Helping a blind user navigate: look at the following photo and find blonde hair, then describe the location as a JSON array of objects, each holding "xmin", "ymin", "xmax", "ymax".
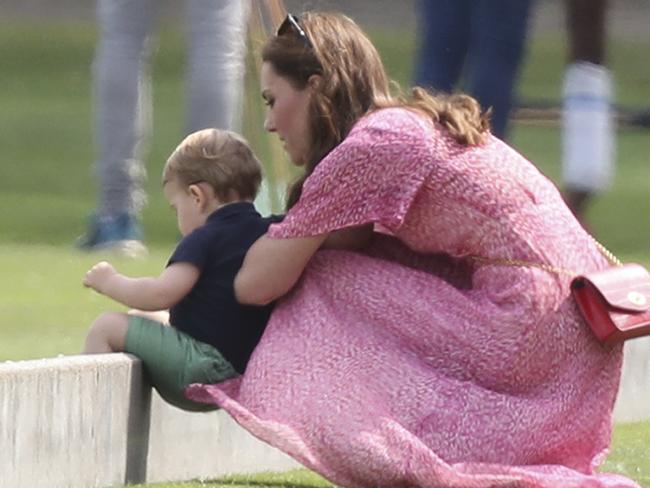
[
  {"xmin": 164, "ymin": 128, "xmax": 262, "ymax": 202},
  {"xmin": 263, "ymin": 12, "xmax": 490, "ymax": 208}
]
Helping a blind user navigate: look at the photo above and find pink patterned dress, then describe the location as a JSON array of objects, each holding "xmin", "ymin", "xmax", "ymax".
[{"xmin": 187, "ymin": 108, "xmax": 638, "ymax": 487}]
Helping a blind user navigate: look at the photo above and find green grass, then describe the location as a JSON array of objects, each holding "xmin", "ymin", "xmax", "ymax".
[
  {"xmin": 605, "ymin": 422, "xmax": 650, "ymax": 486},
  {"xmin": 0, "ymin": 18, "xmax": 649, "ymax": 488},
  {"xmin": 518, "ymin": 35, "xmax": 650, "ymax": 108},
  {"xmin": 1, "ymin": 19, "xmax": 648, "ymax": 355},
  {"xmin": 128, "ymin": 470, "xmax": 335, "ymax": 488},
  {"xmin": 0, "ymin": 243, "xmax": 168, "ymax": 360}
]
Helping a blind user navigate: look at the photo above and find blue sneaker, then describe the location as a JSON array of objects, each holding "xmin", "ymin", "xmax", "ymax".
[{"xmin": 75, "ymin": 213, "xmax": 147, "ymax": 258}]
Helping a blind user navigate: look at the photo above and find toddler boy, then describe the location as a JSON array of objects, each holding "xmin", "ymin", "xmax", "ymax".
[{"xmin": 83, "ymin": 128, "xmax": 280, "ymax": 411}]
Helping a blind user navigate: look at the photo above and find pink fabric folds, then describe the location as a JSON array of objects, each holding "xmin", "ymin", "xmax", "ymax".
[{"xmin": 187, "ymin": 108, "xmax": 639, "ymax": 487}]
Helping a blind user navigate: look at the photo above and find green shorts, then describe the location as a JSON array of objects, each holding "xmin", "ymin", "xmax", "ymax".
[{"xmin": 125, "ymin": 315, "xmax": 238, "ymax": 412}]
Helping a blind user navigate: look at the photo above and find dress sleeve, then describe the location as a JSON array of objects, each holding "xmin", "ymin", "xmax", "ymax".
[{"xmin": 268, "ymin": 108, "xmax": 438, "ymax": 239}]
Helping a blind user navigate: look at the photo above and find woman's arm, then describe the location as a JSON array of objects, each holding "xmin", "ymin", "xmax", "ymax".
[
  {"xmin": 83, "ymin": 261, "xmax": 199, "ymax": 311},
  {"xmin": 234, "ymin": 233, "xmax": 328, "ymax": 305}
]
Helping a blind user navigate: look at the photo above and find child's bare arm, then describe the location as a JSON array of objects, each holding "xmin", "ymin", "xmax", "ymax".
[{"xmin": 83, "ymin": 261, "xmax": 199, "ymax": 311}]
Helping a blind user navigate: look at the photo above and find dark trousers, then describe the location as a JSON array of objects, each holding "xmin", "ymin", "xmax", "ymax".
[{"xmin": 413, "ymin": 0, "xmax": 534, "ymax": 139}]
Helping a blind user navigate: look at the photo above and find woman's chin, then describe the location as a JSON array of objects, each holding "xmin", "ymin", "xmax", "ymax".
[{"xmin": 288, "ymin": 153, "xmax": 306, "ymax": 167}]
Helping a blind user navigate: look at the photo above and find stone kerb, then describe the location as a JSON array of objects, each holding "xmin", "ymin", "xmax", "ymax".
[
  {"xmin": 0, "ymin": 354, "xmax": 299, "ymax": 488},
  {"xmin": 613, "ymin": 336, "xmax": 650, "ymax": 423},
  {"xmin": 1, "ymin": 340, "xmax": 649, "ymax": 488}
]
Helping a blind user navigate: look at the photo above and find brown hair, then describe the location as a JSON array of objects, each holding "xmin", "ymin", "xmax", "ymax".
[
  {"xmin": 164, "ymin": 128, "xmax": 262, "ymax": 202},
  {"xmin": 263, "ymin": 12, "xmax": 490, "ymax": 208}
]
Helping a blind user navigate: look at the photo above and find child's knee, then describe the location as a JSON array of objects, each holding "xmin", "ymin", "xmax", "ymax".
[
  {"xmin": 89, "ymin": 311, "xmax": 123, "ymax": 331},
  {"xmin": 87, "ymin": 311, "xmax": 129, "ymax": 351}
]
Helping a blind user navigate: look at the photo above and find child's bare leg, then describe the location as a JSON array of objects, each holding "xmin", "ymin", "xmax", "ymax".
[
  {"xmin": 127, "ymin": 309, "xmax": 170, "ymax": 324},
  {"xmin": 83, "ymin": 311, "xmax": 130, "ymax": 353}
]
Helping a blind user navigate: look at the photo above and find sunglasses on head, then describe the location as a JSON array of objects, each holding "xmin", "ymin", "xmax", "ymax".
[{"xmin": 277, "ymin": 13, "xmax": 313, "ymax": 49}]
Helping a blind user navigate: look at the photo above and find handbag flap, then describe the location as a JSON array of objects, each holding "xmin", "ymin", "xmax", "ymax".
[{"xmin": 578, "ymin": 263, "xmax": 650, "ymax": 313}]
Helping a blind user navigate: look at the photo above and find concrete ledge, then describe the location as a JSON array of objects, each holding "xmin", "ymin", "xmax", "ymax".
[
  {"xmin": 0, "ymin": 354, "xmax": 299, "ymax": 488},
  {"xmin": 1, "ymin": 339, "xmax": 649, "ymax": 488},
  {"xmin": 614, "ymin": 336, "xmax": 650, "ymax": 423}
]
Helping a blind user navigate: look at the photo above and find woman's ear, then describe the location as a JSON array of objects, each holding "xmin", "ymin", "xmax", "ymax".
[{"xmin": 307, "ymin": 74, "xmax": 322, "ymax": 92}]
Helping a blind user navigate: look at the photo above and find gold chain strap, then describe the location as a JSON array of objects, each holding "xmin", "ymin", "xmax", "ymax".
[
  {"xmin": 470, "ymin": 235, "xmax": 622, "ymax": 277},
  {"xmin": 589, "ymin": 236, "xmax": 623, "ymax": 266},
  {"xmin": 469, "ymin": 255, "xmax": 577, "ymax": 277}
]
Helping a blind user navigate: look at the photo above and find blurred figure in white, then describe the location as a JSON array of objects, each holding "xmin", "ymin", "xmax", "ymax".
[{"xmin": 562, "ymin": 0, "xmax": 615, "ymax": 226}]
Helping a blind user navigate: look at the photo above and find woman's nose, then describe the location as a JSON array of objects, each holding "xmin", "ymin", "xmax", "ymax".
[{"xmin": 264, "ymin": 114, "xmax": 276, "ymax": 132}]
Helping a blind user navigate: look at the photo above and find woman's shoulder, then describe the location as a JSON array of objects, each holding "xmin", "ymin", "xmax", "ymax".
[
  {"xmin": 358, "ymin": 106, "xmax": 431, "ymax": 131},
  {"xmin": 347, "ymin": 107, "xmax": 436, "ymax": 147}
]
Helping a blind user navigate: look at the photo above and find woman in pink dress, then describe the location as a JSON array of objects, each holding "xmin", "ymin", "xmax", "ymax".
[{"xmin": 187, "ymin": 12, "xmax": 639, "ymax": 488}]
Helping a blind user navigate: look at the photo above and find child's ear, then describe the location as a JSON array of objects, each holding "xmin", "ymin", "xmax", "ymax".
[
  {"xmin": 188, "ymin": 183, "xmax": 215, "ymax": 211},
  {"xmin": 188, "ymin": 184, "xmax": 204, "ymax": 204}
]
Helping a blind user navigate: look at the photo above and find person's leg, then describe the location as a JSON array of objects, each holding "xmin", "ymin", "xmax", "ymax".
[
  {"xmin": 83, "ymin": 311, "xmax": 130, "ymax": 353},
  {"xmin": 78, "ymin": 0, "xmax": 156, "ymax": 254},
  {"xmin": 566, "ymin": 0, "xmax": 606, "ymax": 65},
  {"xmin": 464, "ymin": 0, "xmax": 534, "ymax": 139},
  {"xmin": 561, "ymin": 0, "xmax": 614, "ymax": 223},
  {"xmin": 184, "ymin": 0, "xmax": 249, "ymax": 133},
  {"xmin": 412, "ymin": 0, "xmax": 471, "ymax": 92}
]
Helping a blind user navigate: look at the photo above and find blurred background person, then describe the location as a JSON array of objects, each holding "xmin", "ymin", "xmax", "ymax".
[
  {"xmin": 561, "ymin": 0, "xmax": 615, "ymax": 226},
  {"xmin": 412, "ymin": 0, "xmax": 535, "ymax": 141},
  {"xmin": 76, "ymin": 0, "xmax": 250, "ymax": 256}
]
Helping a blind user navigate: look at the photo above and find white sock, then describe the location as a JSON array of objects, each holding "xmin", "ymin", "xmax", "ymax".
[{"xmin": 561, "ymin": 61, "xmax": 616, "ymax": 193}]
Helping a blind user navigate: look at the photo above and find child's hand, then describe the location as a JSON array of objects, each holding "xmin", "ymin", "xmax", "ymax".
[{"xmin": 83, "ymin": 261, "xmax": 117, "ymax": 294}]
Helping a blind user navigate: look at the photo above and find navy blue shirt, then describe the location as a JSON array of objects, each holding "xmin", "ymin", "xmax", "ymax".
[{"xmin": 167, "ymin": 202, "xmax": 281, "ymax": 373}]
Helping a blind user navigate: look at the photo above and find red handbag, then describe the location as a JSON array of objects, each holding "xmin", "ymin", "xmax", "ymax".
[
  {"xmin": 571, "ymin": 263, "xmax": 650, "ymax": 345},
  {"xmin": 473, "ymin": 241, "xmax": 650, "ymax": 346}
]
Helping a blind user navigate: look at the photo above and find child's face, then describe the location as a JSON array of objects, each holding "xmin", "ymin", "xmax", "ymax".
[{"xmin": 163, "ymin": 178, "xmax": 205, "ymax": 236}]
